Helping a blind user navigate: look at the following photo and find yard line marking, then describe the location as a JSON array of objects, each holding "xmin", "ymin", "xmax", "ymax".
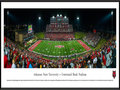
[
  {"xmin": 77, "ymin": 40, "xmax": 91, "ymax": 51},
  {"xmin": 28, "ymin": 40, "xmax": 42, "ymax": 51}
]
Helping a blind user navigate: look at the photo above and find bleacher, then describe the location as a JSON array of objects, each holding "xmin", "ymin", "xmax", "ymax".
[
  {"xmin": 83, "ymin": 32, "xmax": 101, "ymax": 47},
  {"xmin": 45, "ymin": 32, "xmax": 74, "ymax": 41},
  {"xmin": 45, "ymin": 14, "xmax": 74, "ymax": 41}
]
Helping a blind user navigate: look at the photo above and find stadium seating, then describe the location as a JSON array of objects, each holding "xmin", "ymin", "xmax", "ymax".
[
  {"xmin": 83, "ymin": 32, "xmax": 101, "ymax": 47},
  {"xmin": 45, "ymin": 15, "xmax": 74, "ymax": 41},
  {"xmin": 4, "ymin": 36, "xmax": 116, "ymax": 68},
  {"xmin": 45, "ymin": 32, "xmax": 74, "ymax": 41}
]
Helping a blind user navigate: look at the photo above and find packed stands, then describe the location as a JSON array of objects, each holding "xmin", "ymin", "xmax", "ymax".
[
  {"xmin": 83, "ymin": 32, "xmax": 101, "ymax": 47},
  {"xmin": 45, "ymin": 15, "xmax": 74, "ymax": 41},
  {"xmin": 4, "ymin": 36, "xmax": 116, "ymax": 68},
  {"xmin": 45, "ymin": 32, "xmax": 74, "ymax": 41}
]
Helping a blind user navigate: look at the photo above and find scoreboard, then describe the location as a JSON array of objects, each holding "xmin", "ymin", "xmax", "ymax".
[{"xmin": 28, "ymin": 24, "xmax": 33, "ymax": 33}]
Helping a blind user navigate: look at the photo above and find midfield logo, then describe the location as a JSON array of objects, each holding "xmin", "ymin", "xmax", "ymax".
[{"xmin": 55, "ymin": 45, "xmax": 64, "ymax": 48}]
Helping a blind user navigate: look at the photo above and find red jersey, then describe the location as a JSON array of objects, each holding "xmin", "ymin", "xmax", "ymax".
[
  {"xmin": 4, "ymin": 55, "xmax": 8, "ymax": 68},
  {"xmin": 98, "ymin": 52, "xmax": 101, "ymax": 57},
  {"xmin": 15, "ymin": 56, "xmax": 18, "ymax": 62},
  {"xmin": 102, "ymin": 55, "xmax": 106, "ymax": 66},
  {"xmin": 107, "ymin": 47, "xmax": 110, "ymax": 53},
  {"xmin": 27, "ymin": 61, "xmax": 30, "ymax": 68},
  {"xmin": 22, "ymin": 55, "xmax": 24, "ymax": 60},
  {"xmin": 6, "ymin": 63, "xmax": 12, "ymax": 68},
  {"xmin": 13, "ymin": 50, "xmax": 16, "ymax": 56},
  {"xmin": 95, "ymin": 51, "xmax": 97, "ymax": 55},
  {"xmin": 91, "ymin": 55, "xmax": 93, "ymax": 60}
]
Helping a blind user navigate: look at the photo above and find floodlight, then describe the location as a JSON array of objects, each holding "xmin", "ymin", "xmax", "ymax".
[
  {"xmin": 60, "ymin": 14, "xmax": 62, "ymax": 17},
  {"xmin": 77, "ymin": 17, "xmax": 79, "ymax": 20},
  {"xmin": 57, "ymin": 14, "xmax": 59, "ymax": 17},
  {"xmin": 7, "ymin": 11, "xmax": 9, "ymax": 15},
  {"xmin": 111, "ymin": 11, "xmax": 113, "ymax": 15},
  {"xmin": 52, "ymin": 16, "xmax": 55, "ymax": 18},
  {"xmin": 64, "ymin": 16, "xmax": 67, "ymax": 18},
  {"xmin": 38, "ymin": 17, "xmax": 41, "ymax": 20}
]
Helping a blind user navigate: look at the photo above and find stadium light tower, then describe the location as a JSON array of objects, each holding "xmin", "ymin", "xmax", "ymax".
[
  {"xmin": 38, "ymin": 16, "xmax": 41, "ymax": 20},
  {"xmin": 111, "ymin": 11, "xmax": 113, "ymax": 15},
  {"xmin": 76, "ymin": 17, "xmax": 80, "ymax": 31},
  {"xmin": 38, "ymin": 16, "xmax": 41, "ymax": 32}
]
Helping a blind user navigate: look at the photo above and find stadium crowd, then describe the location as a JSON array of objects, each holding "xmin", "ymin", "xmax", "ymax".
[
  {"xmin": 45, "ymin": 32, "xmax": 74, "ymax": 41},
  {"xmin": 46, "ymin": 24, "xmax": 73, "ymax": 32},
  {"xmin": 4, "ymin": 36, "xmax": 116, "ymax": 68},
  {"xmin": 83, "ymin": 32, "xmax": 101, "ymax": 47}
]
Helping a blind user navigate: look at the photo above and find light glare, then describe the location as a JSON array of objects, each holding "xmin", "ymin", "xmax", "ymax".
[
  {"xmin": 38, "ymin": 17, "xmax": 41, "ymax": 20},
  {"xmin": 7, "ymin": 11, "xmax": 9, "ymax": 15},
  {"xmin": 77, "ymin": 17, "xmax": 79, "ymax": 20},
  {"xmin": 111, "ymin": 11, "xmax": 113, "ymax": 15},
  {"xmin": 64, "ymin": 16, "xmax": 67, "ymax": 18},
  {"xmin": 52, "ymin": 16, "xmax": 55, "ymax": 18}
]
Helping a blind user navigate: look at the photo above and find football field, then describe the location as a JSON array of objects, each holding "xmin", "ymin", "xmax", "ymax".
[{"xmin": 28, "ymin": 40, "xmax": 91, "ymax": 56}]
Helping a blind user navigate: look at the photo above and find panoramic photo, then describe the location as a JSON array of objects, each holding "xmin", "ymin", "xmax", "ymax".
[{"xmin": 4, "ymin": 9, "xmax": 116, "ymax": 68}]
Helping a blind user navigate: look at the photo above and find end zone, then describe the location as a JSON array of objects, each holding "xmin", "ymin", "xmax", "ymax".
[
  {"xmin": 77, "ymin": 40, "xmax": 91, "ymax": 51},
  {"xmin": 28, "ymin": 40, "xmax": 42, "ymax": 51}
]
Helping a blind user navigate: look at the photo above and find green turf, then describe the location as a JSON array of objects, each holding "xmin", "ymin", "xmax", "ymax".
[
  {"xmin": 35, "ymin": 32, "xmax": 45, "ymax": 39},
  {"xmin": 33, "ymin": 40, "xmax": 86, "ymax": 56},
  {"xmin": 81, "ymin": 39, "xmax": 94, "ymax": 49},
  {"xmin": 75, "ymin": 32, "xmax": 86, "ymax": 39}
]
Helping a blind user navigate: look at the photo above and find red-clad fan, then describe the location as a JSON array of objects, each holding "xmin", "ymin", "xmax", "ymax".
[
  {"xmin": 95, "ymin": 51, "xmax": 97, "ymax": 56},
  {"xmin": 79, "ymin": 63, "xmax": 82, "ymax": 68},
  {"xmin": 107, "ymin": 47, "xmax": 110, "ymax": 54},
  {"xmin": 22, "ymin": 55, "xmax": 24, "ymax": 61},
  {"xmin": 27, "ymin": 61, "xmax": 30, "ymax": 68},
  {"xmin": 15, "ymin": 55, "xmax": 19, "ymax": 62},
  {"xmin": 25, "ymin": 55, "xmax": 28, "ymax": 62},
  {"xmin": 6, "ymin": 62, "xmax": 12, "ymax": 68},
  {"xmin": 4, "ymin": 55, "xmax": 8, "ymax": 68},
  {"xmin": 91, "ymin": 55, "xmax": 94, "ymax": 60},
  {"xmin": 102, "ymin": 53, "xmax": 106, "ymax": 66},
  {"xmin": 98, "ymin": 51, "xmax": 101, "ymax": 57},
  {"xmin": 30, "ymin": 58, "xmax": 34, "ymax": 63},
  {"xmin": 92, "ymin": 51, "xmax": 96, "ymax": 59},
  {"xmin": 74, "ymin": 64, "xmax": 77, "ymax": 68}
]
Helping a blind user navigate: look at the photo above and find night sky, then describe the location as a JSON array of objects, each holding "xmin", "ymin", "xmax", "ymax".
[{"xmin": 4, "ymin": 9, "xmax": 116, "ymax": 33}]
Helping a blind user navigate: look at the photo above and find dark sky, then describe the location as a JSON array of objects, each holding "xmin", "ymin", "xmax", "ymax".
[{"xmin": 4, "ymin": 9, "xmax": 116, "ymax": 33}]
